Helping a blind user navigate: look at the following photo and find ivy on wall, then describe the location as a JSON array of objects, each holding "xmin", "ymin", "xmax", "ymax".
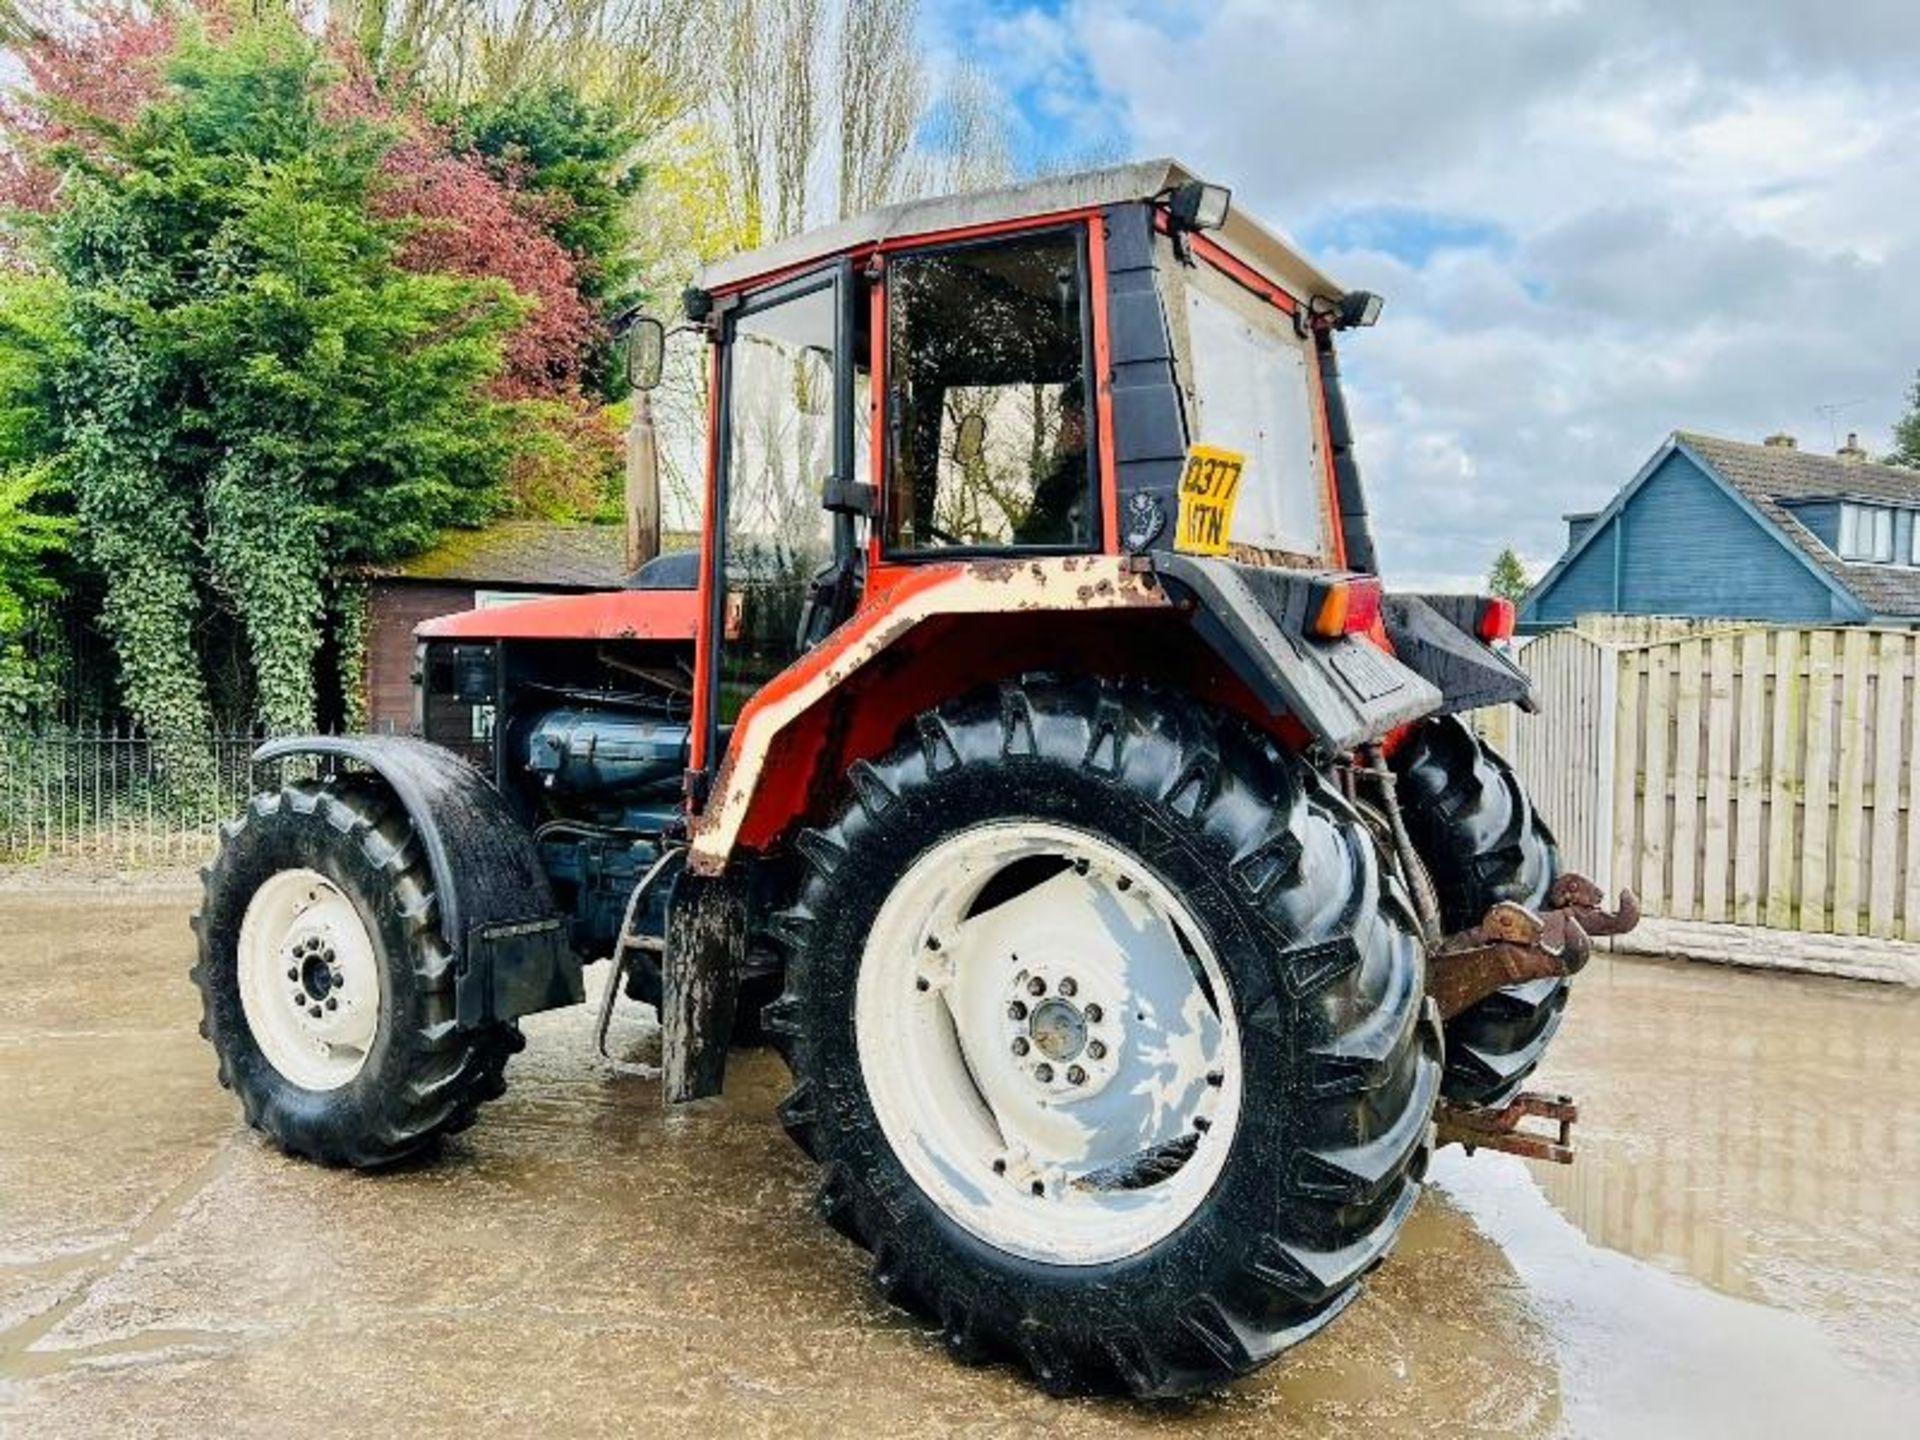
[{"xmin": 331, "ymin": 579, "xmax": 370, "ymax": 733}]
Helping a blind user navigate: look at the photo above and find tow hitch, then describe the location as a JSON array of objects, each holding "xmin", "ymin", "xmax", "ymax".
[
  {"xmin": 1436, "ymin": 1091, "xmax": 1580, "ymax": 1165},
  {"xmin": 1427, "ymin": 872, "xmax": 1639, "ymax": 1164}
]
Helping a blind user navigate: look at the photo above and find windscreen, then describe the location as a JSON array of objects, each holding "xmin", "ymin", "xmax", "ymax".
[{"xmin": 720, "ymin": 279, "xmax": 838, "ymax": 719}]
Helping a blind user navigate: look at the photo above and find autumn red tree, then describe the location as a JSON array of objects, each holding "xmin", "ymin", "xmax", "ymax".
[{"xmin": 3, "ymin": 3, "xmax": 619, "ymax": 514}]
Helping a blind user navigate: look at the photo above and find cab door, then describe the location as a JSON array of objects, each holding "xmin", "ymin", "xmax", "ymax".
[{"xmin": 695, "ymin": 262, "xmax": 860, "ymax": 785}]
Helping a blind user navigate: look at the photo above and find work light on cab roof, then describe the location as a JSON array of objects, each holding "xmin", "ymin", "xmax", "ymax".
[{"xmin": 193, "ymin": 157, "xmax": 1638, "ymax": 1402}]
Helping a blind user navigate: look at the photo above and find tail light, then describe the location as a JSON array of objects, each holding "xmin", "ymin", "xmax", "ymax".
[
  {"xmin": 1308, "ymin": 576, "xmax": 1383, "ymax": 638},
  {"xmin": 1477, "ymin": 597, "xmax": 1517, "ymax": 643}
]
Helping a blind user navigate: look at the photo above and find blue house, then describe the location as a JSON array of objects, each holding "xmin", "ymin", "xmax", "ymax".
[{"xmin": 1520, "ymin": 430, "xmax": 1920, "ymax": 633}]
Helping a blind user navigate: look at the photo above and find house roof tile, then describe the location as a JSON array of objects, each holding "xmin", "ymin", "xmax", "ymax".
[
  {"xmin": 1677, "ymin": 432, "xmax": 1920, "ymax": 617},
  {"xmin": 374, "ymin": 521, "xmax": 629, "ymax": 589}
]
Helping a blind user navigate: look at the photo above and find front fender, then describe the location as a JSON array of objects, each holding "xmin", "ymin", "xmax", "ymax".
[{"xmin": 252, "ymin": 735, "xmax": 581, "ymax": 1027}]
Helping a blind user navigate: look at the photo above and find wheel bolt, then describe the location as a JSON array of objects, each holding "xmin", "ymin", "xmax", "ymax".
[
  {"xmin": 1084, "ymin": 1003, "xmax": 1103, "ymax": 1023},
  {"xmin": 1034, "ymin": 1062, "xmax": 1054, "ymax": 1083},
  {"xmin": 915, "ymin": 977, "xmax": 930, "ymax": 992},
  {"xmin": 1206, "ymin": 1070, "xmax": 1224, "ymax": 1087},
  {"xmin": 992, "ymin": 1158, "xmax": 1007, "ymax": 1175},
  {"xmin": 1011, "ymin": 1037, "xmax": 1030, "ymax": 1056},
  {"xmin": 1194, "ymin": 1116, "xmax": 1212, "ymax": 1133},
  {"xmin": 1057, "ymin": 977, "xmax": 1077, "ymax": 998},
  {"xmin": 1027, "ymin": 976, "xmax": 1046, "ymax": 997},
  {"xmin": 925, "ymin": 935, "xmax": 941, "ymax": 951},
  {"xmin": 1031, "ymin": 1180, "xmax": 1046, "ymax": 1196},
  {"xmin": 1067, "ymin": 1065, "xmax": 1086, "ymax": 1086},
  {"xmin": 1087, "ymin": 1040, "xmax": 1106, "ymax": 1060},
  {"xmin": 1117, "ymin": 875, "xmax": 1133, "ymax": 891},
  {"xmin": 1007, "ymin": 1001, "xmax": 1027, "ymax": 1021},
  {"xmin": 325, "ymin": 997, "xmax": 338, "ymax": 1011},
  {"xmin": 308, "ymin": 1005, "xmax": 322, "ymax": 1019},
  {"xmin": 286, "ymin": 968, "xmax": 298, "ymax": 982}
]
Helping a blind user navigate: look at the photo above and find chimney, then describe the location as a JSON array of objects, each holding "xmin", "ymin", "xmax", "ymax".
[
  {"xmin": 1838, "ymin": 431, "xmax": 1868, "ymax": 463},
  {"xmin": 1763, "ymin": 431, "xmax": 1798, "ymax": 449}
]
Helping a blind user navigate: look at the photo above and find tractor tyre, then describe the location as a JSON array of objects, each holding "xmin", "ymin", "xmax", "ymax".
[
  {"xmin": 1393, "ymin": 714, "xmax": 1565, "ymax": 1107},
  {"xmin": 764, "ymin": 678, "xmax": 1441, "ymax": 1397},
  {"xmin": 191, "ymin": 778, "xmax": 522, "ymax": 1168}
]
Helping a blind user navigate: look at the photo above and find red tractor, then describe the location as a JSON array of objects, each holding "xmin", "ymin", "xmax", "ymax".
[{"xmin": 193, "ymin": 160, "xmax": 1635, "ymax": 1396}]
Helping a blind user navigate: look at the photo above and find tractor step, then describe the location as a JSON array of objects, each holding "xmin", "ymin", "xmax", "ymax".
[
  {"xmin": 593, "ymin": 846, "xmax": 684, "ymax": 1073},
  {"xmin": 1435, "ymin": 1091, "xmax": 1579, "ymax": 1165}
]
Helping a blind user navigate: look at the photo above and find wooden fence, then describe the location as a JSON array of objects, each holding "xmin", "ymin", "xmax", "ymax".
[{"xmin": 1500, "ymin": 621, "xmax": 1920, "ymax": 950}]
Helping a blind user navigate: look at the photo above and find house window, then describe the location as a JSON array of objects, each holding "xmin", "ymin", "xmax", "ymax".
[{"xmin": 1838, "ymin": 503, "xmax": 1894, "ymax": 563}]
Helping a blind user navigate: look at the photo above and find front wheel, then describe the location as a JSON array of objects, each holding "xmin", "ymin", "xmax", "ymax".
[
  {"xmin": 765, "ymin": 679, "xmax": 1440, "ymax": 1396},
  {"xmin": 191, "ymin": 779, "xmax": 520, "ymax": 1167}
]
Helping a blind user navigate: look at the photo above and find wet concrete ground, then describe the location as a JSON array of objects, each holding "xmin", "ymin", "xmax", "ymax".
[{"xmin": 1, "ymin": 889, "xmax": 1916, "ymax": 1438}]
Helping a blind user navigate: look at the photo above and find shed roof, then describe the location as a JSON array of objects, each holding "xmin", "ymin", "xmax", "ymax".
[
  {"xmin": 374, "ymin": 521, "xmax": 628, "ymax": 590},
  {"xmin": 1678, "ymin": 433, "xmax": 1920, "ymax": 617},
  {"xmin": 694, "ymin": 158, "xmax": 1346, "ymax": 304}
]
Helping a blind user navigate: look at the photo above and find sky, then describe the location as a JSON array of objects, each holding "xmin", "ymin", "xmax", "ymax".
[{"xmin": 924, "ymin": 0, "xmax": 1920, "ymax": 589}]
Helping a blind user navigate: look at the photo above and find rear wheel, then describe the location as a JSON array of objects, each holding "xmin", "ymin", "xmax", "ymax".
[
  {"xmin": 766, "ymin": 679, "xmax": 1440, "ymax": 1396},
  {"xmin": 1393, "ymin": 715, "xmax": 1564, "ymax": 1107},
  {"xmin": 191, "ymin": 779, "xmax": 521, "ymax": 1167}
]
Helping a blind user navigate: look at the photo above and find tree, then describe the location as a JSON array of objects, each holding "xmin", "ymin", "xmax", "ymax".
[
  {"xmin": 452, "ymin": 82, "xmax": 647, "ymax": 398},
  {"xmin": 1891, "ymin": 372, "xmax": 1920, "ymax": 469},
  {"xmin": 0, "ymin": 272, "xmax": 74, "ymax": 717},
  {"xmin": 1488, "ymin": 546, "xmax": 1531, "ymax": 603},
  {"xmin": 23, "ymin": 15, "xmax": 526, "ymax": 744}
]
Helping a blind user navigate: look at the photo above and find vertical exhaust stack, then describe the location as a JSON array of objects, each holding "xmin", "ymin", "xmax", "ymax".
[{"xmin": 626, "ymin": 386, "xmax": 661, "ymax": 573}]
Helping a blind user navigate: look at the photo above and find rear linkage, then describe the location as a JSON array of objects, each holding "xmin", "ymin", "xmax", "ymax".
[
  {"xmin": 1347, "ymin": 745, "xmax": 1638, "ymax": 1165},
  {"xmin": 1427, "ymin": 873, "xmax": 1640, "ymax": 1163}
]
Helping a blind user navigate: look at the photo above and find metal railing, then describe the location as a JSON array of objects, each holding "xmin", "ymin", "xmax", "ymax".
[{"xmin": 0, "ymin": 729, "xmax": 275, "ymax": 866}]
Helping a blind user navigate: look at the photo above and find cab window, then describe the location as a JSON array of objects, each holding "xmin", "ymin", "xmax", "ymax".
[
  {"xmin": 884, "ymin": 229, "xmax": 1094, "ymax": 552},
  {"xmin": 1167, "ymin": 250, "xmax": 1332, "ymax": 561}
]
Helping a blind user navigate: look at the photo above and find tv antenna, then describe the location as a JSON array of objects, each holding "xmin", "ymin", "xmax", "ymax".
[{"xmin": 1814, "ymin": 399, "xmax": 1865, "ymax": 452}]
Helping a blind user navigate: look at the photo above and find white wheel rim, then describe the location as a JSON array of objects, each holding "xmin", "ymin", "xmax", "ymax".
[
  {"xmin": 238, "ymin": 868, "xmax": 381, "ymax": 1092},
  {"xmin": 856, "ymin": 822, "xmax": 1243, "ymax": 1266}
]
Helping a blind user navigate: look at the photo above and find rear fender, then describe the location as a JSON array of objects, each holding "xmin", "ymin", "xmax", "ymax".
[
  {"xmin": 1152, "ymin": 554, "xmax": 1441, "ymax": 753},
  {"xmin": 688, "ymin": 556, "xmax": 1169, "ymax": 874},
  {"xmin": 252, "ymin": 735, "xmax": 582, "ymax": 1027},
  {"xmin": 1381, "ymin": 594, "xmax": 1539, "ymax": 715}
]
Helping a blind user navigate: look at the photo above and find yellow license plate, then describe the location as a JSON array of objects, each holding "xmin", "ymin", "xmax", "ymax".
[{"xmin": 1174, "ymin": 445, "xmax": 1246, "ymax": 555}]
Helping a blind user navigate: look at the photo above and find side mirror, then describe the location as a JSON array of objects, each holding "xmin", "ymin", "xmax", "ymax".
[
  {"xmin": 953, "ymin": 412, "xmax": 987, "ymax": 465},
  {"xmin": 626, "ymin": 316, "xmax": 666, "ymax": 391}
]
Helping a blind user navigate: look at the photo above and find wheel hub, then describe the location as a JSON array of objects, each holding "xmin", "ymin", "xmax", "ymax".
[
  {"xmin": 1027, "ymin": 999, "xmax": 1082, "ymax": 1060},
  {"xmin": 1000, "ymin": 961, "xmax": 1121, "ymax": 1098},
  {"xmin": 238, "ymin": 869, "xmax": 381, "ymax": 1091}
]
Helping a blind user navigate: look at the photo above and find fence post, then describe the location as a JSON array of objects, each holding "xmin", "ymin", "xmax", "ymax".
[{"xmin": 1592, "ymin": 639, "xmax": 1618, "ymax": 899}]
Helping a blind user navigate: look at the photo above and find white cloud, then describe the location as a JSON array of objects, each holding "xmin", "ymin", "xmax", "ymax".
[{"xmin": 1050, "ymin": 0, "xmax": 1920, "ymax": 587}]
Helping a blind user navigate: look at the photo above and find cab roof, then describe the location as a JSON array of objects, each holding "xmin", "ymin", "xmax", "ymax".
[{"xmin": 693, "ymin": 158, "xmax": 1346, "ymax": 305}]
